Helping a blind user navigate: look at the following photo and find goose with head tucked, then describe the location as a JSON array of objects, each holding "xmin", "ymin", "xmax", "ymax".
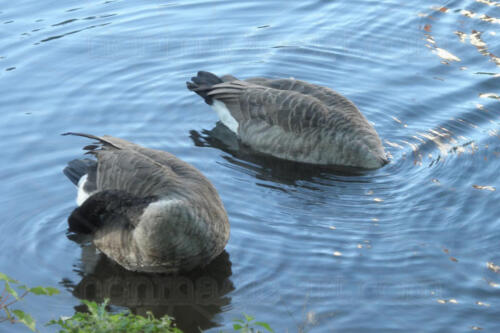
[
  {"xmin": 63, "ymin": 133, "xmax": 229, "ymax": 273},
  {"xmin": 187, "ymin": 71, "xmax": 388, "ymax": 169}
]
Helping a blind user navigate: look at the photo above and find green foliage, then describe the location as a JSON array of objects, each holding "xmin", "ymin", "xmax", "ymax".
[
  {"xmin": 20, "ymin": 286, "xmax": 60, "ymax": 296},
  {"xmin": 47, "ymin": 299, "xmax": 182, "ymax": 333},
  {"xmin": 232, "ymin": 313, "xmax": 274, "ymax": 333},
  {"xmin": 0, "ymin": 272, "xmax": 60, "ymax": 332},
  {"xmin": 49, "ymin": 301, "xmax": 274, "ymax": 333},
  {"xmin": 12, "ymin": 310, "xmax": 36, "ymax": 332},
  {"xmin": 1, "ymin": 272, "xmax": 273, "ymax": 333}
]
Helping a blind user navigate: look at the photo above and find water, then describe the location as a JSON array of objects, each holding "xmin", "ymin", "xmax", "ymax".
[{"xmin": 1, "ymin": 0, "xmax": 500, "ymax": 331}]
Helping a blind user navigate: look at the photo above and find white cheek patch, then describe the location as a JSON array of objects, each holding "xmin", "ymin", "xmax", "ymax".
[
  {"xmin": 76, "ymin": 174, "xmax": 90, "ymax": 206},
  {"xmin": 211, "ymin": 99, "xmax": 239, "ymax": 133}
]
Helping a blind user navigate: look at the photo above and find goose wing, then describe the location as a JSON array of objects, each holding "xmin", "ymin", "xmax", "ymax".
[
  {"xmin": 206, "ymin": 78, "xmax": 372, "ymax": 134},
  {"xmin": 244, "ymin": 77, "xmax": 366, "ymax": 121},
  {"xmin": 64, "ymin": 132, "xmax": 204, "ymax": 198},
  {"xmin": 206, "ymin": 80, "xmax": 337, "ymax": 133},
  {"xmin": 204, "ymin": 79, "xmax": 385, "ymax": 167}
]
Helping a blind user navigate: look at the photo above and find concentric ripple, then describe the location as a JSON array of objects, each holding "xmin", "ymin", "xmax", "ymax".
[{"xmin": 1, "ymin": 0, "xmax": 500, "ymax": 332}]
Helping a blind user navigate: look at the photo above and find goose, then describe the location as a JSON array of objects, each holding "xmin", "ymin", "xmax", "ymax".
[
  {"xmin": 187, "ymin": 71, "xmax": 388, "ymax": 169},
  {"xmin": 63, "ymin": 133, "xmax": 230, "ymax": 273}
]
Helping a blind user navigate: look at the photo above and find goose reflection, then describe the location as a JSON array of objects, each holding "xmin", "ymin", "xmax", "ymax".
[
  {"xmin": 190, "ymin": 122, "xmax": 369, "ymax": 186},
  {"xmin": 65, "ymin": 238, "xmax": 234, "ymax": 333}
]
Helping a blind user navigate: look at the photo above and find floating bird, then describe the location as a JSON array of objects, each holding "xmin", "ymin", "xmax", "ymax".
[
  {"xmin": 187, "ymin": 71, "xmax": 388, "ymax": 169},
  {"xmin": 63, "ymin": 133, "xmax": 229, "ymax": 273}
]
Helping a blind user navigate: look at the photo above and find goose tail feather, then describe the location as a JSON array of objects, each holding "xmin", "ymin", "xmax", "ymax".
[
  {"xmin": 186, "ymin": 71, "xmax": 224, "ymax": 105},
  {"xmin": 63, "ymin": 159, "xmax": 96, "ymax": 186},
  {"xmin": 62, "ymin": 132, "xmax": 121, "ymax": 150}
]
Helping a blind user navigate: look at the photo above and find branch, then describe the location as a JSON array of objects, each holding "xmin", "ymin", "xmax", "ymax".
[
  {"xmin": 0, "ymin": 287, "xmax": 8, "ymax": 306},
  {"xmin": 2, "ymin": 291, "xmax": 28, "ymax": 309},
  {"xmin": 0, "ymin": 294, "xmax": 10, "ymax": 308}
]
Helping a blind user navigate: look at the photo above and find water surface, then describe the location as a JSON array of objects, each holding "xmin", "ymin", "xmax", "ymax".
[{"xmin": 1, "ymin": 0, "xmax": 500, "ymax": 332}]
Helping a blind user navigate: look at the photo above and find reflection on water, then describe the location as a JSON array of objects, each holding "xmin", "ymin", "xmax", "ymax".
[
  {"xmin": 2, "ymin": 0, "xmax": 500, "ymax": 331},
  {"xmin": 425, "ymin": 2, "xmax": 500, "ymax": 68},
  {"xmin": 65, "ymin": 238, "xmax": 233, "ymax": 332},
  {"xmin": 388, "ymin": 1, "xmax": 500, "ymax": 169}
]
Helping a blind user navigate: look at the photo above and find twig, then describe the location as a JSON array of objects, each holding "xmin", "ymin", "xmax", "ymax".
[
  {"xmin": 0, "ymin": 287, "xmax": 8, "ymax": 306},
  {"xmin": 2, "ymin": 291, "xmax": 29, "ymax": 309},
  {"xmin": 0, "ymin": 294, "xmax": 10, "ymax": 308}
]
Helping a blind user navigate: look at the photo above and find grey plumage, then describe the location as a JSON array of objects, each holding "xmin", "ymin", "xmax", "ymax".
[
  {"xmin": 63, "ymin": 158, "xmax": 96, "ymax": 186},
  {"xmin": 187, "ymin": 72, "xmax": 388, "ymax": 169},
  {"xmin": 63, "ymin": 133, "xmax": 230, "ymax": 273}
]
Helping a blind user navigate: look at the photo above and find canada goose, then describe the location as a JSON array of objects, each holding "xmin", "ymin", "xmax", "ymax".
[
  {"xmin": 187, "ymin": 71, "xmax": 388, "ymax": 169},
  {"xmin": 63, "ymin": 133, "xmax": 230, "ymax": 273}
]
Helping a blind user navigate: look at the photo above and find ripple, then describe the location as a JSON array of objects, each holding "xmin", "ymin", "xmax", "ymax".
[{"xmin": 2, "ymin": 0, "xmax": 500, "ymax": 332}]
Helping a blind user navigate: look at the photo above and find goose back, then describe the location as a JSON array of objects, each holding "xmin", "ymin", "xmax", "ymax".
[
  {"xmin": 188, "ymin": 72, "xmax": 387, "ymax": 169},
  {"xmin": 64, "ymin": 133, "xmax": 230, "ymax": 272}
]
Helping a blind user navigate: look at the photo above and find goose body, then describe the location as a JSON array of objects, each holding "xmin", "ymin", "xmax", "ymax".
[
  {"xmin": 187, "ymin": 71, "xmax": 388, "ymax": 169},
  {"xmin": 63, "ymin": 133, "xmax": 229, "ymax": 273}
]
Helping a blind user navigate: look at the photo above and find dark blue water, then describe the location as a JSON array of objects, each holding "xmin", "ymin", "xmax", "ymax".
[{"xmin": 1, "ymin": 0, "xmax": 500, "ymax": 332}]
